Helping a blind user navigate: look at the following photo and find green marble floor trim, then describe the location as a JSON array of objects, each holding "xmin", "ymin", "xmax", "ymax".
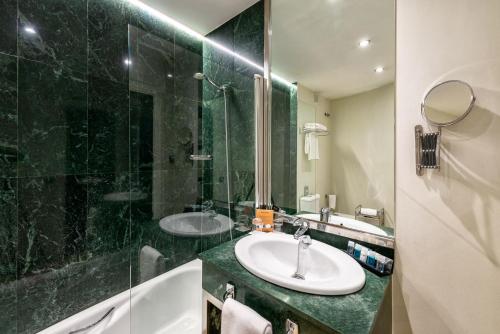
[{"xmin": 199, "ymin": 234, "xmax": 391, "ymax": 334}]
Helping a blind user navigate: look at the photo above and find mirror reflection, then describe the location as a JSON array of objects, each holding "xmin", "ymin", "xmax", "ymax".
[
  {"xmin": 271, "ymin": 0, "xmax": 395, "ymax": 237},
  {"xmin": 422, "ymin": 80, "xmax": 475, "ymax": 126}
]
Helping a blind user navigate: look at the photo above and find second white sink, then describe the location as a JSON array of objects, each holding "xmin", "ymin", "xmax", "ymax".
[
  {"xmin": 159, "ymin": 212, "xmax": 233, "ymax": 237},
  {"xmin": 235, "ymin": 232, "xmax": 365, "ymax": 295}
]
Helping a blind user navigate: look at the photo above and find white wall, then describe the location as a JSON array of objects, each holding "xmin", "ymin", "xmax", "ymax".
[
  {"xmin": 330, "ymin": 84, "xmax": 395, "ymax": 225},
  {"xmin": 394, "ymin": 0, "xmax": 500, "ymax": 333},
  {"xmin": 296, "ymin": 85, "xmax": 332, "ymax": 209}
]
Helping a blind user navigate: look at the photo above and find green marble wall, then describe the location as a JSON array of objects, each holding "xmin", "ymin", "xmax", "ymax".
[
  {"xmin": 202, "ymin": 2, "xmax": 264, "ymax": 208},
  {"xmin": 0, "ymin": 1, "xmax": 265, "ymax": 333},
  {"xmin": 272, "ymin": 82, "xmax": 298, "ymax": 212},
  {"xmin": 202, "ymin": 2, "xmax": 298, "ymax": 213}
]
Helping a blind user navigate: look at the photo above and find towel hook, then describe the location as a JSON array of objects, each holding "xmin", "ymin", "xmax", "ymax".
[
  {"xmin": 223, "ymin": 282, "xmax": 235, "ymax": 300},
  {"xmin": 286, "ymin": 319, "xmax": 298, "ymax": 334}
]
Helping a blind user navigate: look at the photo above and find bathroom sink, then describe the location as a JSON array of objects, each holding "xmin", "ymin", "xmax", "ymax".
[
  {"xmin": 297, "ymin": 213, "xmax": 388, "ymax": 236},
  {"xmin": 235, "ymin": 232, "xmax": 365, "ymax": 295},
  {"xmin": 159, "ymin": 212, "xmax": 234, "ymax": 237}
]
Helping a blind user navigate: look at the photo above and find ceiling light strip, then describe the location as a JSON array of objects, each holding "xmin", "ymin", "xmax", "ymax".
[{"xmin": 127, "ymin": 0, "xmax": 294, "ymax": 87}]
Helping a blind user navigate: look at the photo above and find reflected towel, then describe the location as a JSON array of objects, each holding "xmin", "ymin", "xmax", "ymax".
[
  {"xmin": 221, "ymin": 298, "xmax": 272, "ymax": 334},
  {"xmin": 305, "ymin": 133, "xmax": 320, "ymax": 160},
  {"xmin": 328, "ymin": 194, "xmax": 337, "ymax": 210},
  {"xmin": 304, "ymin": 122, "xmax": 327, "ymax": 131},
  {"xmin": 360, "ymin": 207, "xmax": 378, "ymax": 217},
  {"xmin": 139, "ymin": 246, "xmax": 165, "ymax": 283}
]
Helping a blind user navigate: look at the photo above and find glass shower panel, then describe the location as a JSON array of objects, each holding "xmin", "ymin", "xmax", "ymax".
[
  {"xmin": 127, "ymin": 1, "xmax": 264, "ymax": 333},
  {"xmin": 0, "ymin": 0, "xmax": 264, "ymax": 332}
]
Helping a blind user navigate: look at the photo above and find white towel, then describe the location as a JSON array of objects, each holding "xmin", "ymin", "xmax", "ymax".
[
  {"xmin": 328, "ymin": 194, "xmax": 337, "ymax": 210},
  {"xmin": 360, "ymin": 207, "xmax": 378, "ymax": 217},
  {"xmin": 304, "ymin": 122, "xmax": 327, "ymax": 132},
  {"xmin": 221, "ymin": 298, "xmax": 272, "ymax": 334},
  {"xmin": 139, "ymin": 245, "xmax": 165, "ymax": 283},
  {"xmin": 305, "ymin": 133, "xmax": 320, "ymax": 160}
]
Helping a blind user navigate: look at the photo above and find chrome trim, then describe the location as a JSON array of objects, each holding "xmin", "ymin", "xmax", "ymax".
[
  {"xmin": 254, "ymin": 74, "xmax": 271, "ymax": 208},
  {"xmin": 275, "ymin": 212, "xmax": 395, "ymax": 249},
  {"xmin": 189, "ymin": 154, "xmax": 212, "ymax": 161},
  {"xmin": 68, "ymin": 307, "xmax": 115, "ymax": 334},
  {"xmin": 253, "ymin": 0, "xmax": 272, "ymax": 210},
  {"xmin": 415, "ymin": 125, "xmax": 441, "ymax": 176},
  {"xmin": 421, "ymin": 79, "xmax": 476, "ymax": 128}
]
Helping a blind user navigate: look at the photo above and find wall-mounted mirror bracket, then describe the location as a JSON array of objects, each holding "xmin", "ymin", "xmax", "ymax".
[
  {"xmin": 415, "ymin": 125, "xmax": 441, "ymax": 176},
  {"xmin": 415, "ymin": 80, "xmax": 475, "ymax": 176}
]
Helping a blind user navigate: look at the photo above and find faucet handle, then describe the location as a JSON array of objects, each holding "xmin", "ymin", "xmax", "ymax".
[{"xmin": 293, "ymin": 217, "xmax": 309, "ymax": 227}]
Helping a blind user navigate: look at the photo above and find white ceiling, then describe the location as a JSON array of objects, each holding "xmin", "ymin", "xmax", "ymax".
[
  {"xmin": 141, "ymin": 0, "xmax": 259, "ymax": 35},
  {"xmin": 140, "ymin": 0, "xmax": 395, "ymax": 99},
  {"xmin": 272, "ymin": 0, "xmax": 395, "ymax": 99}
]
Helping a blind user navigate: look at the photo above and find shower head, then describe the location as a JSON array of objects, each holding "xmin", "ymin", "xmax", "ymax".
[{"xmin": 193, "ymin": 72, "xmax": 229, "ymax": 91}]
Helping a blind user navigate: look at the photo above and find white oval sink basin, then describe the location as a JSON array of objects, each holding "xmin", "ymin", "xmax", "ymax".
[
  {"xmin": 235, "ymin": 232, "xmax": 365, "ymax": 295},
  {"xmin": 297, "ymin": 213, "xmax": 388, "ymax": 236},
  {"xmin": 159, "ymin": 212, "xmax": 234, "ymax": 237}
]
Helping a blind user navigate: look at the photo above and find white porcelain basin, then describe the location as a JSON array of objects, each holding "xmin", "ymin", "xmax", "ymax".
[
  {"xmin": 297, "ymin": 213, "xmax": 388, "ymax": 236},
  {"xmin": 159, "ymin": 212, "xmax": 234, "ymax": 237},
  {"xmin": 235, "ymin": 232, "xmax": 365, "ymax": 295}
]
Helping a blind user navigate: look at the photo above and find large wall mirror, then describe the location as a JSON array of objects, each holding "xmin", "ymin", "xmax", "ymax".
[{"xmin": 270, "ymin": 0, "xmax": 395, "ymax": 238}]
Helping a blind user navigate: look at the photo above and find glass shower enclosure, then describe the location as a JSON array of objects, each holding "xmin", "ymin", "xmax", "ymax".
[{"xmin": 0, "ymin": 0, "xmax": 264, "ymax": 333}]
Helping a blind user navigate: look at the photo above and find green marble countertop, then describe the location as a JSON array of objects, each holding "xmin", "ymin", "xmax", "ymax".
[{"xmin": 199, "ymin": 234, "xmax": 391, "ymax": 334}]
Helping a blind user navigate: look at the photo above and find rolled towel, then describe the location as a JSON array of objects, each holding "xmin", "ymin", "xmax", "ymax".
[
  {"xmin": 328, "ymin": 194, "xmax": 337, "ymax": 210},
  {"xmin": 221, "ymin": 298, "xmax": 272, "ymax": 334},
  {"xmin": 139, "ymin": 245, "xmax": 165, "ymax": 283},
  {"xmin": 360, "ymin": 207, "xmax": 378, "ymax": 217}
]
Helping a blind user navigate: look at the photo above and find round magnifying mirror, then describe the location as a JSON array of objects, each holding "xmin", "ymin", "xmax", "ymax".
[{"xmin": 421, "ymin": 80, "xmax": 476, "ymax": 127}]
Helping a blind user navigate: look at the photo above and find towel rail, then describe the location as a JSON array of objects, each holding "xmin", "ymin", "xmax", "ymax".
[{"xmin": 300, "ymin": 127, "xmax": 329, "ymax": 136}]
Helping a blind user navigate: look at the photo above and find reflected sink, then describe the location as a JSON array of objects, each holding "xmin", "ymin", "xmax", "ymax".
[
  {"xmin": 235, "ymin": 232, "xmax": 365, "ymax": 295},
  {"xmin": 159, "ymin": 212, "xmax": 234, "ymax": 237},
  {"xmin": 297, "ymin": 213, "xmax": 388, "ymax": 237}
]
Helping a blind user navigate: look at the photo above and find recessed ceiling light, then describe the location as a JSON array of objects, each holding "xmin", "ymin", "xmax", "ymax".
[
  {"xmin": 124, "ymin": 58, "xmax": 132, "ymax": 66},
  {"xmin": 374, "ymin": 66, "xmax": 384, "ymax": 73},
  {"xmin": 358, "ymin": 39, "xmax": 371, "ymax": 48},
  {"xmin": 24, "ymin": 26, "xmax": 37, "ymax": 34},
  {"xmin": 167, "ymin": 73, "xmax": 173, "ymax": 78}
]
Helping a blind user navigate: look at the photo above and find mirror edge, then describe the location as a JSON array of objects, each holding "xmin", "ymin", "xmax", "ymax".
[{"xmin": 420, "ymin": 79, "xmax": 476, "ymax": 127}]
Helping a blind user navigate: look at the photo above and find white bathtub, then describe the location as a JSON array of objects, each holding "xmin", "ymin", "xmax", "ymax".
[{"xmin": 39, "ymin": 259, "xmax": 202, "ymax": 334}]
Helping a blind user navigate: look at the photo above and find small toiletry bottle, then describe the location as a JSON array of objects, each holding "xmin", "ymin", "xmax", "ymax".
[
  {"xmin": 384, "ymin": 258, "xmax": 394, "ymax": 274},
  {"xmin": 256, "ymin": 209, "xmax": 274, "ymax": 232},
  {"xmin": 367, "ymin": 251, "xmax": 376, "ymax": 267},
  {"xmin": 347, "ymin": 241, "xmax": 355, "ymax": 255},
  {"xmin": 354, "ymin": 244, "xmax": 362, "ymax": 259},
  {"xmin": 252, "ymin": 217, "xmax": 263, "ymax": 232},
  {"xmin": 376, "ymin": 254, "xmax": 386, "ymax": 273},
  {"xmin": 360, "ymin": 247, "xmax": 368, "ymax": 263}
]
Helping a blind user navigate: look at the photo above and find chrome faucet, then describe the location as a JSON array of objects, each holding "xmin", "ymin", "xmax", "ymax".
[
  {"xmin": 293, "ymin": 218, "xmax": 310, "ymax": 239},
  {"xmin": 201, "ymin": 200, "xmax": 214, "ymax": 212},
  {"xmin": 202, "ymin": 200, "xmax": 217, "ymax": 219},
  {"xmin": 292, "ymin": 218, "xmax": 312, "ymax": 279},
  {"xmin": 270, "ymin": 213, "xmax": 313, "ymax": 279},
  {"xmin": 318, "ymin": 207, "xmax": 330, "ymax": 231},
  {"xmin": 293, "ymin": 234, "xmax": 312, "ymax": 280},
  {"xmin": 319, "ymin": 207, "xmax": 330, "ymax": 223}
]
